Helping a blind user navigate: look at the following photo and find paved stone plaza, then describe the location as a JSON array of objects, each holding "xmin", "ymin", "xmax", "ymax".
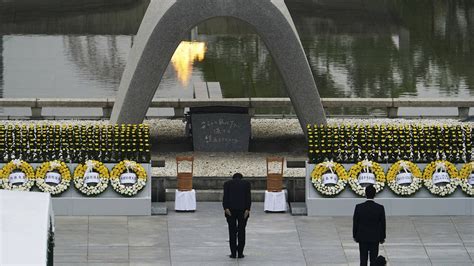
[{"xmin": 54, "ymin": 202, "xmax": 474, "ymax": 266}]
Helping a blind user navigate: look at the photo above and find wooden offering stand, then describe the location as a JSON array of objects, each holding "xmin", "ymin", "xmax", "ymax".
[
  {"xmin": 176, "ymin": 156, "xmax": 194, "ymax": 191},
  {"xmin": 266, "ymin": 157, "xmax": 284, "ymax": 192}
]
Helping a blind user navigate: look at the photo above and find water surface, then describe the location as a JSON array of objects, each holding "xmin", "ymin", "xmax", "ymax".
[{"xmin": 0, "ymin": 0, "xmax": 473, "ymax": 115}]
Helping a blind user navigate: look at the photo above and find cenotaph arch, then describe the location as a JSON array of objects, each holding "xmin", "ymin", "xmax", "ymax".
[{"xmin": 110, "ymin": 0, "xmax": 327, "ymax": 133}]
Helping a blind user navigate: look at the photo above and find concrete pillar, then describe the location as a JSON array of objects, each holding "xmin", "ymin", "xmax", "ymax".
[
  {"xmin": 31, "ymin": 107, "xmax": 43, "ymax": 119},
  {"xmin": 458, "ymin": 107, "xmax": 469, "ymax": 120},
  {"xmin": 0, "ymin": 35, "xmax": 3, "ymax": 98},
  {"xmin": 387, "ymin": 107, "xmax": 398, "ymax": 118},
  {"xmin": 102, "ymin": 107, "xmax": 112, "ymax": 118}
]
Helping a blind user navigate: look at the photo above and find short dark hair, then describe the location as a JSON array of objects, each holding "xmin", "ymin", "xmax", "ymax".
[
  {"xmin": 365, "ymin": 185, "xmax": 376, "ymax": 199},
  {"xmin": 233, "ymin": 173, "xmax": 243, "ymax": 179}
]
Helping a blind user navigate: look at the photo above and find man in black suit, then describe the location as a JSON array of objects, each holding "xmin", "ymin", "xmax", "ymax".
[
  {"xmin": 223, "ymin": 173, "xmax": 251, "ymax": 259},
  {"xmin": 353, "ymin": 185, "xmax": 386, "ymax": 266}
]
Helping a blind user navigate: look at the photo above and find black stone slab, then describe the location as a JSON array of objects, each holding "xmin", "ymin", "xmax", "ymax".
[{"xmin": 191, "ymin": 112, "xmax": 250, "ymax": 152}]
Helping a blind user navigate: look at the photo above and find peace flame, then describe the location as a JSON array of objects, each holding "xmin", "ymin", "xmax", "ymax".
[{"xmin": 171, "ymin": 41, "xmax": 207, "ymax": 86}]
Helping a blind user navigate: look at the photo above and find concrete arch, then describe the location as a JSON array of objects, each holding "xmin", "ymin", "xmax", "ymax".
[{"xmin": 110, "ymin": 0, "xmax": 327, "ymax": 133}]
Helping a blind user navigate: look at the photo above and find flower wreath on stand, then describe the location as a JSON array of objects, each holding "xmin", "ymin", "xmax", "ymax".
[
  {"xmin": 310, "ymin": 161, "xmax": 348, "ymax": 197},
  {"xmin": 1, "ymin": 159, "xmax": 35, "ymax": 191},
  {"xmin": 348, "ymin": 160, "xmax": 385, "ymax": 197},
  {"xmin": 422, "ymin": 160, "xmax": 459, "ymax": 197},
  {"xmin": 458, "ymin": 162, "xmax": 474, "ymax": 196},
  {"xmin": 386, "ymin": 160, "xmax": 423, "ymax": 196},
  {"xmin": 74, "ymin": 160, "xmax": 109, "ymax": 196},
  {"xmin": 36, "ymin": 160, "xmax": 71, "ymax": 195},
  {"xmin": 110, "ymin": 160, "xmax": 147, "ymax": 196}
]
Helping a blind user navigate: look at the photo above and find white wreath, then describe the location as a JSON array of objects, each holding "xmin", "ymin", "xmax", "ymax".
[
  {"xmin": 110, "ymin": 160, "xmax": 148, "ymax": 196},
  {"xmin": 348, "ymin": 160, "xmax": 385, "ymax": 197},
  {"xmin": 73, "ymin": 160, "xmax": 109, "ymax": 196},
  {"xmin": 1, "ymin": 159, "xmax": 35, "ymax": 191},
  {"xmin": 311, "ymin": 161, "xmax": 347, "ymax": 196},
  {"xmin": 423, "ymin": 161, "xmax": 459, "ymax": 197},
  {"xmin": 387, "ymin": 161, "xmax": 423, "ymax": 196},
  {"xmin": 459, "ymin": 162, "xmax": 474, "ymax": 196},
  {"xmin": 36, "ymin": 160, "xmax": 71, "ymax": 195}
]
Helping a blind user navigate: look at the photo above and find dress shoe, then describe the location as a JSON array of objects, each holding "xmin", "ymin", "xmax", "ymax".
[
  {"xmin": 238, "ymin": 254, "xmax": 245, "ymax": 258},
  {"xmin": 229, "ymin": 254, "xmax": 236, "ymax": 259}
]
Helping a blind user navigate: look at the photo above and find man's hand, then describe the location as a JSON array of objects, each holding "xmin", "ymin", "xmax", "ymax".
[
  {"xmin": 225, "ymin": 209, "xmax": 231, "ymax": 216},
  {"xmin": 244, "ymin": 209, "xmax": 250, "ymax": 219}
]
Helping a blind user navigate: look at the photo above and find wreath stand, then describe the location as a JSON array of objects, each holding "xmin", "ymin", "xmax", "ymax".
[
  {"xmin": 264, "ymin": 157, "xmax": 287, "ymax": 212},
  {"xmin": 0, "ymin": 162, "xmax": 152, "ymax": 216},
  {"xmin": 175, "ymin": 156, "xmax": 196, "ymax": 211},
  {"xmin": 305, "ymin": 162, "xmax": 474, "ymax": 216}
]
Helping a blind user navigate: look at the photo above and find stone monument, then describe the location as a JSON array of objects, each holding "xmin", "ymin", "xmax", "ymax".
[{"xmin": 110, "ymin": 0, "xmax": 327, "ymax": 134}]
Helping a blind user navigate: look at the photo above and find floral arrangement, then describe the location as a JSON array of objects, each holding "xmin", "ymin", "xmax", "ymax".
[
  {"xmin": 73, "ymin": 160, "xmax": 110, "ymax": 196},
  {"xmin": 458, "ymin": 162, "xmax": 474, "ymax": 196},
  {"xmin": 307, "ymin": 124, "xmax": 472, "ymax": 163},
  {"xmin": 36, "ymin": 160, "xmax": 71, "ymax": 195},
  {"xmin": 348, "ymin": 160, "xmax": 385, "ymax": 196},
  {"xmin": 110, "ymin": 160, "xmax": 148, "ymax": 196},
  {"xmin": 422, "ymin": 160, "xmax": 459, "ymax": 196},
  {"xmin": 386, "ymin": 160, "xmax": 423, "ymax": 196},
  {"xmin": 0, "ymin": 124, "xmax": 150, "ymax": 163},
  {"xmin": 310, "ymin": 161, "xmax": 348, "ymax": 196},
  {"xmin": 0, "ymin": 159, "xmax": 35, "ymax": 191}
]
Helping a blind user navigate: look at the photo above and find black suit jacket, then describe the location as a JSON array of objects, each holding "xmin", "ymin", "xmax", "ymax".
[
  {"xmin": 223, "ymin": 178, "xmax": 251, "ymax": 211},
  {"xmin": 353, "ymin": 200, "xmax": 386, "ymax": 243}
]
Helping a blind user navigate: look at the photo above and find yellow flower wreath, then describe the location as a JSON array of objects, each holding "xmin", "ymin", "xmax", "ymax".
[
  {"xmin": 348, "ymin": 160, "xmax": 385, "ymax": 196},
  {"xmin": 110, "ymin": 160, "xmax": 148, "ymax": 196},
  {"xmin": 73, "ymin": 160, "xmax": 110, "ymax": 196},
  {"xmin": 459, "ymin": 162, "xmax": 474, "ymax": 196},
  {"xmin": 310, "ymin": 161, "xmax": 348, "ymax": 196},
  {"xmin": 422, "ymin": 160, "xmax": 459, "ymax": 197},
  {"xmin": 36, "ymin": 160, "xmax": 72, "ymax": 195},
  {"xmin": 1, "ymin": 160, "xmax": 35, "ymax": 191},
  {"xmin": 386, "ymin": 160, "xmax": 423, "ymax": 196}
]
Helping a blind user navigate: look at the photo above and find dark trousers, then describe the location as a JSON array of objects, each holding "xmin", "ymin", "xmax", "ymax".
[
  {"xmin": 226, "ymin": 209, "xmax": 248, "ymax": 256},
  {"xmin": 359, "ymin": 242, "xmax": 379, "ymax": 266}
]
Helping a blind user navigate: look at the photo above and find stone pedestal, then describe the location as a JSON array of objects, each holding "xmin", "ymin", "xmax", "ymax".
[{"xmin": 1, "ymin": 163, "xmax": 152, "ymax": 216}]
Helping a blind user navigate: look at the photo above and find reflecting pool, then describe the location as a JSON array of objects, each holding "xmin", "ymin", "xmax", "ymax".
[{"xmin": 0, "ymin": 0, "xmax": 473, "ymax": 102}]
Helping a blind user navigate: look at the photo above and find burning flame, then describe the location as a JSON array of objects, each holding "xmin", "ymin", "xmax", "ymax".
[{"xmin": 171, "ymin": 41, "xmax": 206, "ymax": 86}]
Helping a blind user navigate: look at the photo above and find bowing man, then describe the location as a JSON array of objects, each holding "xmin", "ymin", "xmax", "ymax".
[{"xmin": 223, "ymin": 173, "xmax": 251, "ymax": 259}]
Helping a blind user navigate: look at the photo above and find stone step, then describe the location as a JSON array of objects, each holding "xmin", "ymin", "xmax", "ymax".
[
  {"xmin": 151, "ymin": 202, "xmax": 168, "ymax": 215},
  {"xmin": 152, "ymin": 176, "xmax": 306, "ymax": 202},
  {"xmin": 165, "ymin": 189, "xmax": 267, "ymax": 202},
  {"xmin": 289, "ymin": 202, "xmax": 307, "ymax": 216}
]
